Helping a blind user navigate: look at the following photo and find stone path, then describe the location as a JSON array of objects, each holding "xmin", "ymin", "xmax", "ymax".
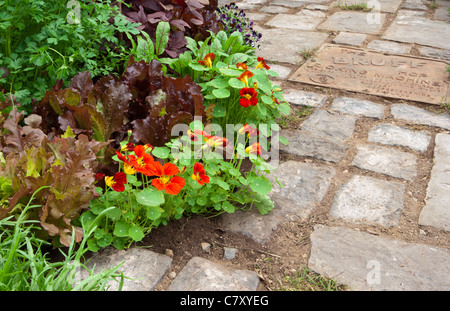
[{"xmin": 83, "ymin": 0, "xmax": 450, "ymax": 291}]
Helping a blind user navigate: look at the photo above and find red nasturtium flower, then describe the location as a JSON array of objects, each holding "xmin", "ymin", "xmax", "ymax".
[
  {"xmin": 151, "ymin": 162, "xmax": 185, "ymax": 195},
  {"xmin": 197, "ymin": 53, "xmax": 215, "ymax": 68},
  {"xmin": 236, "ymin": 62, "xmax": 247, "ymax": 70},
  {"xmin": 95, "ymin": 173, "xmax": 105, "ymax": 181},
  {"xmin": 105, "ymin": 172, "xmax": 127, "ymax": 192},
  {"xmin": 245, "ymin": 142, "xmax": 262, "ymax": 155},
  {"xmin": 239, "ymin": 87, "xmax": 258, "ymax": 108},
  {"xmin": 191, "ymin": 162, "xmax": 210, "ymax": 186},
  {"xmin": 238, "ymin": 124, "xmax": 259, "ymax": 137},
  {"xmin": 255, "ymin": 57, "xmax": 270, "ymax": 70},
  {"xmin": 237, "ymin": 70, "xmax": 253, "ymax": 87},
  {"xmin": 121, "ymin": 142, "xmax": 134, "ymax": 152}
]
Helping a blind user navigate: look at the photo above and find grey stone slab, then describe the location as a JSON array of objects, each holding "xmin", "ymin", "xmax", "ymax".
[
  {"xmin": 309, "ymin": 225, "xmax": 450, "ymax": 290},
  {"xmin": 368, "ymin": 124, "xmax": 431, "ymax": 152},
  {"xmin": 270, "ymin": 0, "xmax": 307, "ymax": 8},
  {"xmin": 168, "ymin": 257, "xmax": 260, "ymax": 291},
  {"xmin": 268, "ymin": 64, "xmax": 292, "ymax": 79},
  {"xmin": 220, "ymin": 161, "xmax": 336, "ymax": 243},
  {"xmin": 434, "ymin": 2, "xmax": 450, "ymax": 22},
  {"xmin": 331, "ymin": 0, "xmax": 402, "ymax": 13},
  {"xmin": 241, "ymin": 0, "xmax": 269, "ymax": 4},
  {"xmin": 367, "ymin": 40, "xmax": 412, "ymax": 54},
  {"xmin": 332, "ymin": 32, "xmax": 367, "ymax": 46},
  {"xmin": 419, "ymin": 46, "xmax": 450, "ymax": 61},
  {"xmin": 401, "ymin": 0, "xmax": 428, "ymax": 10},
  {"xmin": 280, "ymin": 129, "xmax": 349, "ymax": 163},
  {"xmin": 352, "ymin": 144, "xmax": 417, "ymax": 180},
  {"xmin": 244, "ymin": 13, "xmax": 269, "ymax": 21},
  {"xmin": 301, "ymin": 109, "xmax": 357, "ymax": 141},
  {"xmin": 419, "ymin": 133, "xmax": 450, "ymax": 232},
  {"xmin": 382, "ymin": 15, "xmax": 450, "ymax": 50},
  {"xmin": 318, "ymin": 11, "xmax": 387, "ymax": 34},
  {"xmin": 330, "ymin": 97, "xmax": 384, "ymax": 119},
  {"xmin": 81, "ymin": 247, "xmax": 172, "ymax": 291},
  {"xmin": 283, "ymin": 89, "xmax": 328, "ymax": 107},
  {"xmin": 256, "ymin": 28, "xmax": 328, "ymax": 64},
  {"xmin": 330, "ymin": 175, "xmax": 405, "ymax": 227},
  {"xmin": 305, "ymin": 4, "xmax": 329, "ymax": 11},
  {"xmin": 391, "ymin": 104, "xmax": 450, "ymax": 130},
  {"xmin": 266, "ymin": 11, "xmax": 326, "ymax": 31},
  {"xmin": 397, "ymin": 9, "xmax": 427, "ymax": 17}
]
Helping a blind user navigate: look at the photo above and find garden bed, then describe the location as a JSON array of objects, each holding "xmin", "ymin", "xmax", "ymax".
[{"xmin": 0, "ymin": 0, "xmax": 292, "ymax": 290}]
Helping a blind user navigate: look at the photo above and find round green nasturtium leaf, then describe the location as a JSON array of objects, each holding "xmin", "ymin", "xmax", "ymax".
[
  {"xmin": 97, "ymin": 233, "xmax": 113, "ymax": 248},
  {"xmin": 152, "ymin": 146, "xmax": 170, "ymax": 159},
  {"xmin": 113, "ymin": 220, "xmax": 131, "ymax": 237},
  {"xmin": 87, "ymin": 239, "xmax": 100, "ymax": 252},
  {"xmin": 94, "ymin": 228, "xmax": 105, "ymax": 239},
  {"xmin": 228, "ymin": 77, "xmax": 245, "ymax": 89},
  {"xmin": 135, "ymin": 188, "xmax": 165, "ymax": 207},
  {"xmin": 209, "ymin": 78, "xmax": 229, "ymax": 88},
  {"xmin": 129, "ymin": 225, "xmax": 145, "ymax": 242},
  {"xmin": 105, "ymin": 206, "xmax": 122, "ymax": 221},
  {"xmin": 212, "ymin": 88, "xmax": 230, "ymax": 99},
  {"xmin": 219, "ymin": 68, "xmax": 242, "ymax": 77},
  {"xmin": 248, "ymin": 175, "xmax": 272, "ymax": 195},
  {"xmin": 221, "ymin": 201, "xmax": 235, "ymax": 213},
  {"xmin": 196, "ymin": 196, "xmax": 208, "ymax": 206},
  {"xmin": 146, "ymin": 206, "xmax": 162, "ymax": 221},
  {"xmin": 112, "ymin": 237, "xmax": 126, "ymax": 250},
  {"xmin": 213, "ymin": 102, "xmax": 226, "ymax": 118}
]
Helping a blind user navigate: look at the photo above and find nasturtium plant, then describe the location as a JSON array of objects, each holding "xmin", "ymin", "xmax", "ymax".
[
  {"xmin": 80, "ymin": 121, "xmax": 276, "ymax": 252},
  {"xmin": 166, "ymin": 30, "xmax": 290, "ymax": 138}
]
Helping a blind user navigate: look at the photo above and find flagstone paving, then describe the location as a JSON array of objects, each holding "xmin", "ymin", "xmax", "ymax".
[{"xmin": 84, "ymin": 0, "xmax": 450, "ymax": 291}]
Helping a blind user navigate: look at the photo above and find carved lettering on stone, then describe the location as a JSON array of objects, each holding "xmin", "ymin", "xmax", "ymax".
[{"xmin": 290, "ymin": 44, "xmax": 450, "ymax": 105}]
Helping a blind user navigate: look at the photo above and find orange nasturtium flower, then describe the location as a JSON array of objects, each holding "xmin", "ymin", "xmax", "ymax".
[
  {"xmin": 239, "ymin": 87, "xmax": 258, "ymax": 108},
  {"xmin": 205, "ymin": 136, "xmax": 229, "ymax": 148},
  {"xmin": 116, "ymin": 145, "xmax": 156, "ymax": 176},
  {"xmin": 255, "ymin": 57, "xmax": 270, "ymax": 70},
  {"xmin": 197, "ymin": 53, "xmax": 215, "ymax": 68},
  {"xmin": 150, "ymin": 162, "xmax": 185, "ymax": 195},
  {"xmin": 191, "ymin": 162, "xmax": 210, "ymax": 186},
  {"xmin": 187, "ymin": 129, "xmax": 212, "ymax": 142},
  {"xmin": 105, "ymin": 172, "xmax": 127, "ymax": 192},
  {"xmin": 236, "ymin": 62, "xmax": 247, "ymax": 70},
  {"xmin": 237, "ymin": 70, "xmax": 253, "ymax": 87},
  {"xmin": 245, "ymin": 142, "xmax": 262, "ymax": 155},
  {"xmin": 238, "ymin": 124, "xmax": 259, "ymax": 137}
]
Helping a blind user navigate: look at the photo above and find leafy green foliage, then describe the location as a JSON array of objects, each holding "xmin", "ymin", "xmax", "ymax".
[
  {"xmin": 0, "ymin": 108, "xmax": 109, "ymax": 246},
  {"xmin": 0, "ymin": 196, "xmax": 125, "ymax": 291},
  {"xmin": 122, "ymin": 0, "xmax": 220, "ymax": 58},
  {"xmin": 0, "ymin": 0, "xmax": 140, "ymax": 113}
]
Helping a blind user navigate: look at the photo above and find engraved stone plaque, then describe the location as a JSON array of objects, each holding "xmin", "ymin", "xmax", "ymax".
[{"xmin": 289, "ymin": 44, "xmax": 450, "ymax": 105}]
